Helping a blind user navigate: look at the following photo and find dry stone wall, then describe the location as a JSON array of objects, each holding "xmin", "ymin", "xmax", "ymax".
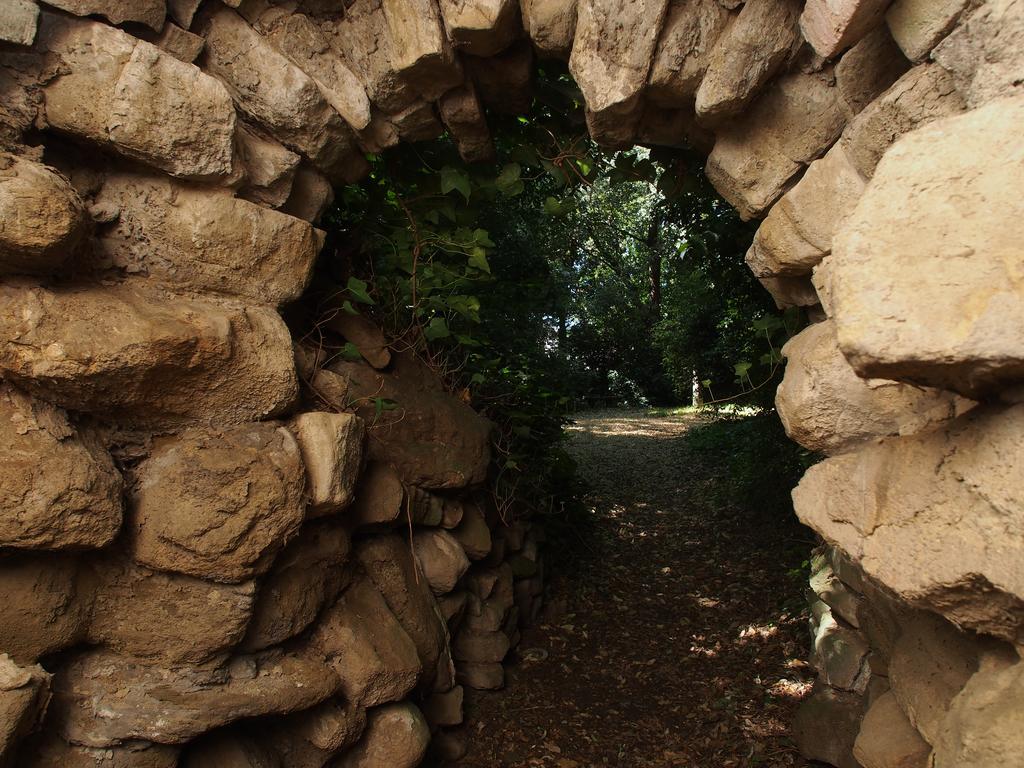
[{"xmin": 0, "ymin": 0, "xmax": 1021, "ymax": 766}]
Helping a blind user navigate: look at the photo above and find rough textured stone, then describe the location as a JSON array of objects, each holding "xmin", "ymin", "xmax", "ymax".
[
  {"xmin": 22, "ymin": 736, "xmax": 180, "ymax": 768},
  {"xmin": 0, "ymin": 553, "xmax": 90, "ymax": 664},
  {"xmin": 329, "ymin": 352, "xmax": 492, "ymax": 489},
  {"xmin": 347, "ymin": 462, "xmax": 406, "ymax": 528},
  {"xmin": 43, "ymin": 0, "xmax": 166, "ymax": 31},
  {"xmin": 130, "ymin": 422, "xmax": 305, "ymax": 583},
  {"xmin": 439, "ymin": 0, "xmax": 521, "ymax": 56},
  {"xmin": 452, "ymin": 500, "xmax": 493, "ymax": 559},
  {"xmin": 834, "ymin": 25, "xmax": 909, "ymax": 118},
  {"xmin": 854, "ymin": 690, "xmax": 931, "ymax": 768},
  {"xmin": 569, "ymin": 0, "xmax": 669, "ymax": 145},
  {"xmin": 0, "ymin": 0, "xmax": 39, "ymax": 46},
  {"xmin": 414, "ymin": 529, "xmax": 471, "ymax": 595},
  {"xmin": 0, "ymin": 279, "xmax": 298, "ymax": 427},
  {"xmin": 810, "ymin": 607, "xmax": 870, "ymax": 691},
  {"xmin": 289, "ymin": 412, "xmax": 364, "ymax": 517},
  {"xmin": 0, "ymin": 153, "xmax": 90, "ymax": 274},
  {"xmin": 322, "ymin": 309, "xmax": 392, "ymax": 371},
  {"xmin": 1, "ymin": 385, "xmax": 122, "ymax": 551},
  {"xmin": 87, "ymin": 556, "xmax": 256, "ymax": 665},
  {"xmin": 452, "ymin": 628, "xmax": 510, "ymax": 663},
  {"xmin": 40, "ymin": 13, "xmax": 236, "ymax": 181},
  {"xmin": 256, "ymin": 699, "xmax": 366, "ymax": 767},
  {"xmin": 886, "ymin": 0, "xmax": 970, "ymax": 61},
  {"xmin": 439, "ymin": 82, "xmax": 496, "ymax": 163},
  {"xmin": 281, "ymin": 164, "xmax": 334, "ymax": 224},
  {"xmin": 380, "ymin": 0, "xmax": 463, "ymax": 100},
  {"xmin": 695, "ymin": 0, "xmax": 801, "ymax": 121},
  {"xmin": 52, "ymin": 649, "xmax": 340, "ymax": 747},
  {"xmin": 334, "ymin": 702, "xmax": 429, "ymax": 768},
  {"xmin": 235, "ymin": 123, "xmax": 300, "ymax": 209},
  {"xmin": 810, "ymin": 552, "xmax": 862, "ymax": 627},
  {"xmin": 793, "ymin": 404, "xmax": 1024, "ymax": 643},
  {"xmin": 831, "ymin": 97, "xmax": 1024, "ymax": 398},
  {"xmin": 309, "ymin": 574, "xmax": 422, "ymax": 708},
  {"xmin": 800, "ymin": 0, "xmax": 891, "ymax": 58},
  {"xmin": 456, "ymin": 660, "xmax": 504, "ymax": 689},
  {"xmin": 706, "ymin": 70, "xmax": 847, "ymax": 220},
  {"xmin": 96, "ymin": 172, "xmax": 322, "ymax": 304},
  {"xmin": 148, "ymin": 22, "xmax": 204, "ymax": 63},
  {"xmin": 241, "ymin": 520, "xmax": 352, "ymax": 652},
  {"xmin": 0, "ymin": 654, "xmax": 51, "ymax": 764},
  {"xmin": 792, "ymin": 681, "xmax": 862, "ymax": 768},
  {"xmin": 647, "ymin": 0, "xmax": 730, "ymax": 108},
  {"xmin": 521, "ymin": 0, "xmax": 577, "ymax": 58},
  {"xmin": 776, "ymin": 320, "xmax": 962, "ymax": 455}
]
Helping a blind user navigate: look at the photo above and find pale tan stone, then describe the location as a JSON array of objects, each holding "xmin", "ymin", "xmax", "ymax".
[
  {"xmin": 147, "ymin": 21, "xmax": 204, "ymax": 63},
  {"xmin": 235, "ymin": 122, "xmax": 301, "ymax": 208},
  {"xmin": 831, "ymin": 97, "xmax": 1024, "ymax": 398},
  {"xmin": 647, "ymin": 0, "xmax": 730, "ymax": 108},
  {"xmin": 439, "ymin": 0, "xmax": 521, "ymax": 56},
  {"xmin": 800, "ymin": 0, "xmax": 891, "ymax": 58},
  {"xmin": 792, "ymin": 681, "xmax": 862, "ymax": 768},
  {"xmin": 414, "ymin": 528, "xmax": 471, "ymax": 595},
  {"xmin": 521, "ymin": 0, "xmax": 577, "ymax": 58},
  {"xmin": 347, "ymin": 462, "xmax": 406, "ymax": 528},
  {"xmin": 281, "ymin": 164, "xmax": 334, "ymax": 224},
  {"xmin": 886, "ymin": 0, "xmax": 970, "ymax": 61},
  {"xmin": 0, "ymin": 0, "xmax": 39, "ymax": 46},
  {"xmin": 834, "ymin": 24, "xmax": 909, "ymax": 118},
  {"xmin": 289, "ymin": 412, "xmax": 364, "ymax": 516},
  {"xmin": 854, "ymin": 690, "xmax": 931, "ymax": 768},
  {"xmin": 334, "ymin": 702, "xmax": 429, "ymax": 768},
  {"xmin": 0, "ymin": 654, "xmax": 51, "ymax": 766},
  {"xmin": 380, "ymin": 0, "xmax": 463, "ymax": 100},
  {"xmin": 44, "ymin": 0, "xmax": 166, "ymax": 31}
]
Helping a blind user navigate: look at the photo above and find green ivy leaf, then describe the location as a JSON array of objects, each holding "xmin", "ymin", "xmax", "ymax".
[
  {"xmin": 440, "ymin": 166, "xmax": 471, "ymax": 201},
  {"xmin": 473, "ymin": 228, "xmax": 495, "ymax": 248},
  {"xmin": 342, "ymin": 300, "xmax": 358, "ymax": 315},
  {"xmin": 341, "ymin": 342, "xmax": 363, "ymax": 361},
  {"xmin": 346, "ymin": 276, "xmax": 375, "ymax": 305},
  {"xmin": 373, "ymin": 397, "xmax": 398, "ymax": 417},
  {"xmin": 495, "ymin": 162, "xmax": 521, "ymax": 192},
  {"xmin": 469, "ymin": 247, "xmax": 491, "ymax": 273},
  {"xmin": 734, "ymin": 361, "xmax": 752, "ymax": 377},
  {"xmin": 424, "ymin": 316, "xmax": 451, "ymax": 341}
]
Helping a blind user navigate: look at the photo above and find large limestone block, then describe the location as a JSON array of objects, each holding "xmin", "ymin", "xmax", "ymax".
[
  {"xmin": 130, "ymin": 422, "xmax": 306, "ymax": 583},
  {"xmin": 1, "ymin": 385, "xmax": 122, "ymax": 551},
  {"xmin": 0, "ymin": 654, "xmax": 51, "ymax": 765},
  {"xmin": 0, "ymin": 0, "xmax": 39, "ymax": 46},
  {"xmin": 809, "ymin": 552, "xmax": 861, "ymax": 627},
  {"xmin": 854, "ymin": 690, "xmax": 931, "ymax": 768},
  {"xmin": 706, "ymin": 70, "xmax": 847, "ymax": 220},
  {"xmin": 933, "ymin": 657, "xmax": 1024, "ymax": 767},
  {"xmin": 521, "ymin": 0, "xmax": 577, "ymax": 58},
  {"xmin": 886, "ymin": 0, "xmax": 970, "ymax": 61},
  {"xmin": 235, "ymin": 123, "xmax": 300, "ymax": 208},
  {"xmin": 22, "ymin": 735, "xmax": 179, "ymax": 768},
  {"xmin": 834, "ymin": 25, "xmax": 909, "ymax": 118},
  {"xmin": 414, "ymin": 529, "xmax": 471, "ymax": 595},
  {"xmin": 694, "ymin": 0, "xmax": 801, "ymax": 122},
  {"xmin": 0, "ymin": 153, "xmax": 90, "ymax": 275},
  {"xmin": 457, "ymin": 660, "xmax": 504, "ymax": 689},
  {"xmin": 96, "ymin": 172, "xmax": 323, "ymax": 304},
  {"xmin": 380, "ymin": 0, "xmax": 464, "ymax": 100},
  {"xmin": 793, "ymin": 404, "xmax": 1024, "ymax": 643},
  {"xmin": 452, "ymin": 499, "xmax": 493, "ymax": 559},
  {"xmin": 776, "ymin": 320, "xmax": 961, "ymax": 455},
  {"xmin": 241, "ymin": 519, "xmax": 352, "ymax": 652},
  {"xmin": 840, "ymin": 63, "xmax": 964, "ymax": 179},
  {"xmin": 569, "ymin": 0, "xmax": 670, "ymax": 146},
  {"xmin": 932, "ymin": 0, "xmax": 1024, "ymax": 109},
  {"xmin": 289, "ymin": 412, "xmax": 364, "ymax": 516},
  {"xmin": 329, "ymin": 352, "xmax": 492, "ymax": 489},
  {"xmin": 0, "ymin": 554, "xmax": 90, "ymax": 664},
  {"xmin": 647, "ymin": 0, "xmax": 730, "ymax": 108},
  {"xmin": 811, "ymin": 608, "xmax": 870, "ymax": 691},
  {"xmin": 43, "ymin": 0, "xmax": 166, "ymax": 31},
  {"xmin": 800, "ymin": 0, "xmax": 891, "ymax": 58},
  {"xmin": 40, "ymin": 13, "xmax": 236, "ymax": 181},
  {"xmin": 424, "ymin": 684, "xmax": 464, "ymax": 727},
  {"xmin": 452, "ymin": 627, "xmax": 510, "ymax": 663},
  {"xmin": 199, "ymin": 7, "xmax": 365, "ymax": 183},
  {"xmin": 347, "ymin": 462, "xmax": 405, "ymax": 528},
  {"xmin": 792, "ymin": 681, "xmax": 862, "ymax": 768},
  {"xmin": 0, "ymin": 279, "xmax": 298, "ymax": 427},
  {"xmin": 746, "ymin": 143, "xmax": 865, "ymax": 278},
  {"xmin": 149, "ymin": 21, "xmax": 204, "ymax": 63},
  {"xmin": 439, "ymin": 82, "xmax": 496, "ymax": 164},
  {"xmin": 256, "ymin": 700, "xmax": 367, "ymax": 767},
  {"xmin": 334, "ymin": 702, "xmax": 430, "ymax": 768},
  {"xmin": 465, "ymin": 40, "xmax": 535, "ymax": 115},
  {"xmin": 439, "ymin": 0, "xmax": 521, "ymax": 56},
  {"xmin": 309, "ymin": 574, "xmax": 422, "ymax": 707},
  {"xmin": 51, "ymin": 649, "xmax": 340, "ymax": 747},
  {"xmin": 831, "ymin": 97, "xmax": 1024, "ymax": 398},
  {"xmin": 281, "ymin": 164, "xmax": 334, "ymax": 224}
]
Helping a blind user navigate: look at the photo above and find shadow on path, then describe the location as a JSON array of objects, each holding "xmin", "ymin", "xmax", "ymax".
[{"xmin": 451, "ymin": 409, "xmax": 817, "ymax": 768}]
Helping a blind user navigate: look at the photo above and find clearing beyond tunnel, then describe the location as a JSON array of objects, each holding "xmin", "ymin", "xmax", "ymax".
[{"xmin": 0, "ymin": 0, "xmax": 1022, "ymax": 767}]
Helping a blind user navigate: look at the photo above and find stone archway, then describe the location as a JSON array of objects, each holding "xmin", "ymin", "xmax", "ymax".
[{"xmin": 0, "ymin": 0, "xmax": 1021, "ymax": 766}]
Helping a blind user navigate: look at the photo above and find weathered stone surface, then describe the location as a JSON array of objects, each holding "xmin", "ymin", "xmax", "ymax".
[
  {"xmin": 569, "ymin": 0, "xmax": 669, "ymax": 145},
  {"xmin": 334, "ymin": 702, "xmax": 429, "ymax": 768},
  {"xmin": 309, "ymin": 574, "xmax": 421, "ymax": 707},
  {"xmin": 792, "ymin": 681, "xmax": 862, "ymax": 768},
  {"xmin": 52, "ymin": 649, "xmax": 340, "ymax": 747},
  {"xmin": 452, "ymin": 500, "xmax": 493, "ymax": 559},
  {"xmin": 40, "ymin": 13, "xmax": 236, "ymax": 181},
  {"xmin": 834, "ymin": 25, "xmax": 909, "ymax": 118},
  {"xmin": 840, "ymin": 63, "xmax": 964, "ymax": 179},
  {"xmin": 465, "ymin": 39, "xmax": 534, "ymax": 115},
  {"xmin": 831, "ymin": 97, "xmax": 1024, "ymax": 398},
  {"xmin": 800, "ymin": 0, "xmax": 891, "ymax": 58},
  {"xmin": 794, "ymin": 404, "xmax": 1024, "ymax": 643},
  {"xmin": 439, "ymin": 82, "xmax": 496, "ymax": 164},
  {"xmin": 329, "ymin": 352, "xmax": 492, "ymax": 489},
  {"xmin": 456, "ymin": 660, "xmax": 504, "ymax": 689},
  {"xmin": 452, "ymin": 628, "xmax": 510, "ymax": 663},
  {"xmin": 289, "ymin": 412, "xmax": 364, "ymax": 517},
  {"xmin": 1, "ymin": 385, "xmax": 122, "ymax": 551},
  {"xmin": 424, "ymin": 685, "xmax": 464, "ymax": 727},
  {"xmin": 0, "ymin": 553, "xmax": 90, "ymax": 664},
  {"xmin": 695, "ymin": 0, "xmax": 801, "ymax": 122},
  {"xmin": 933, "ymin": 656, "xmax": 1024, "ymax": 767},
  {"xmin": 777, "ymin": 320, "xmax": 962, "ymax": 455},
  {"xmin": 0, "ymin": 654, "xmax": 51, "ymax": 764},
  {"xmin": 0, "ymin": 0, "xmax": 39, "ymax": 46},
  {"xmin": 380, "ymin": 0, "xmax": 463, "ymax": 100},
  {"xmin": 44, "ymin": 0, "xmax": 165, "ymax": 31},
  {"xmin": 22, "ymin": 735, "xmax": 180, "ymax": 768},
  {"xmin": 706, "ymin": 70, "xmax": 846, "ymax": 220},
  {"xmin": 242, "ymin": 520, "xmax": 352, "ymax": 652},
  {"xmin": 439, "ymin": 0, "xmax": 521, "ymax": 56},
  {"xmin": 347, "ymin": 462, "xmax": 405, "ymax": 528},
  {"xmin": 810, "ymin": 552, "xmax": 861, "ymax": 627},
  {"xmin": 199, "ymin": 7, "xmax": 365, "ymax": 183},
  {"xmin": 414, "ymin": 529, "xmax": 471, "ymax": 595},
  {"xmin": 886, "ymin": 0, "xmax": 970, "ymax": 61},
  {"xmin": 322, "ymin": 309, "xmax": 392, "ymax": 370},
  {"xmin": 521, "ymin": 0, "xmax": 577, "ymax": 58},
  {"xmin": 235, "ymin": 123, "xmax": 300, "ymax": 209},
  {"xmin": 88, "ymin": 556, "xmax": 255, "ymax": 665},
  {"xmin": 257, "ymin": 699, "xmax": 366, "ymax": 767},
  {"xmin": 281, "ymin": 165, "xmax": 334, "ymax": 224},
  {"xmin": 0, "ymin": 279, "xmax": 298, "ymax": 427},
  {"xmin": 167, "ymin": 0, "xmax": 201, "ymax": 28},
  {"xmin": 647, "ymin": 0, "xmax": 730, "ymax": 108},
  {"xmin": 0, "ymin": 153, "xmax": 90, "ymax": 274},
  {"xmin": 97, "ymin": 172, "xmax": 322, "ymax": 304},
  {"xmin": 758, "ymin": 275, "xmax": 819, "ymax": 309},
  {"xmin": 148, "ymin": 22, "xmax": 204, "ymax": 63},
  {"xmin": 746, "ymin": 143, "xmax": 865, "ymax": 278},
  {"xmin": 357, "ymin": 535, "xmax": 450, "ymax": 691},
  {"xmin": 180, "ymin": 731, "xmax": 279, "ymax": 768},
  {"xmin": 854, "ymin": 690, "xmax": 931, "ymax": 768},
  {"xmin": 810, "ymin": 606, "xmax": 870, "ymax": 691}
]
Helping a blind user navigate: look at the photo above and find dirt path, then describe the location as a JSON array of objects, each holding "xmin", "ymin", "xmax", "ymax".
[{"xmin": 450, "ymin": 409, "xmax": 815, "ymax": 768}]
